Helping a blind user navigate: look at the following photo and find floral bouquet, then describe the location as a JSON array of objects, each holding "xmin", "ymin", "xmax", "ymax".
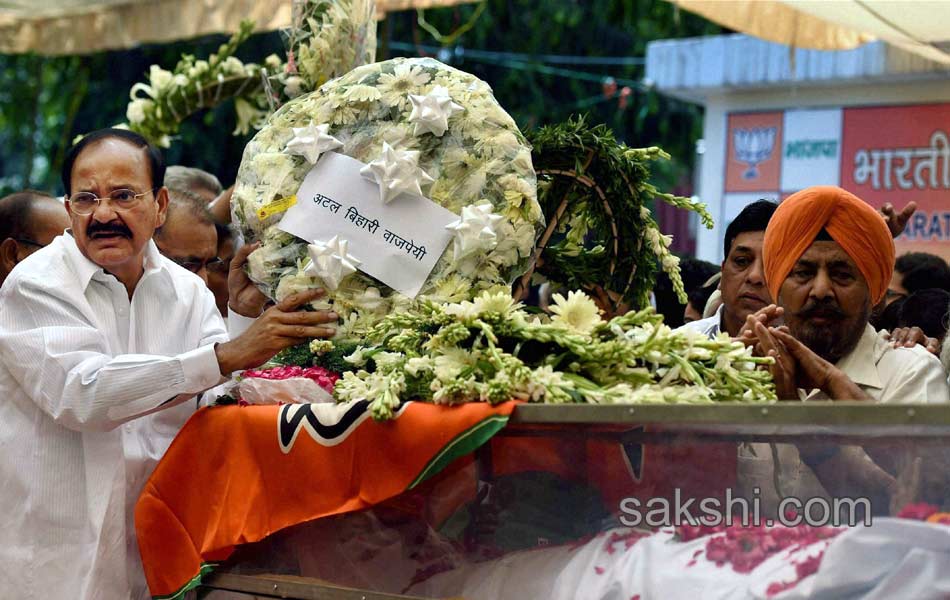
[
  {"xmin": 309, "ymin": 289, "xmax": 776, "ymax": 419},
  {"xmin": 126, "ymin": 0, "xmax": 377, "ymax": 146},
  {"xmin": 232, "ymin": 57, "xmax": 545, "ymax": 337}
]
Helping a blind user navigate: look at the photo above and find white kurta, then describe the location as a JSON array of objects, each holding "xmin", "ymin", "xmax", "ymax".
[{"xmin": 0, "ymin": 234, "xmax": 228, "ymax": 599}]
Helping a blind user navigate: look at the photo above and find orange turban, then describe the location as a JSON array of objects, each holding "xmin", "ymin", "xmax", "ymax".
[{"xmin": 763, "ymin": 186, "xmax": 895, "ymax": 305}]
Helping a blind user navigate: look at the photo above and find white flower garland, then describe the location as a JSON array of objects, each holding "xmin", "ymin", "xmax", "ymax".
[
  {"xmin": 233, "ymin": 57, "xmax": 544, "ymax": 337},
  {"xmin": 322, "ymin": 289, "xmax": 776, "ymax": 420}
]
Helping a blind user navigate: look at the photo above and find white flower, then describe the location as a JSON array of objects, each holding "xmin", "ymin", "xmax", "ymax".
[
  {"xmin": 126, "ymin": 99, "xmax": 150, "ymax": 124},
  {"xmin": 187, "ymin": 60, "xmax": 210, "ymax": 79},
  {"xmin": 343, "ymin": 346, "xmax": 368, "ymax": 367},
  {"xmin": 405, "ymin": 357, "xmax": 433, "ymax": 376},
  {"xmin": 309, "ymin": 339, "xmax": 334, "ymax": 354},
  {"xmin": 344, "ymin": 84, "xmax": 382, "ymax": 103},
  {"xmin": 498, "ymin": 174, "xmax": 539, "ymax": 221},
  {"xmin": 475, "ymin": 130, "xmax": 521, "ymax": 159},
  {"xmin": 221, "ymin": 56, "xmax": 245, "ymax": 76},
  {"xmin": 444, "ymin": 299, "xmax": 479, "ymax": 321},
  {"xmin": 662, "ymin": 253, "xmax": 680, "ymax": 272},
  {"xmin": 549, "ymin": 291, "xmax": 603, "ymax": 335},
  {"xmin": 355, "ymin": 287, "xmax": 386, "ymax": 313},
  {"xmin": 148, "ymin": 65, "xmax": 173, "ymax": 92},
  {"xmin": 234, "ymin": 97, "xmax": 267, "ymax": 135},
  {"xmin": 284, "ymin": 76, "xmax": 306, "ymax": 99},
  {"xmin": 510, "ymin": 148, "xmax": 534, "ymax": 177},
  {"xmin": 377, "ymin": 62, "xmax": 431, "ymax": 110},
  {"xmin": 373, "ymin": 351, "xmax": 404, "ymax": 371},
  {"xmin": 264, "ymin": 54, "xmax": 283, "ymax": 72},
  {"xmin": 431, "ymin": 275, "xmax": 473, "ymax": 303},
  {"xmin": 249, "ymin": 152, "xmax": 298, "ymax": 206},
  {"xmin": 434, "ymin": 348, "xmax": 476, "ymax": 381},
  {"xmin": 523, "ymin": 365, "xmax": 574, "ymax": 403},
  {"xmin": 472, "ymin": 290, "xmax": 519, "ymax": 316}
]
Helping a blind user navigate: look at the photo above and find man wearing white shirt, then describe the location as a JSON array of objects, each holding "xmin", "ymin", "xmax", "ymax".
[
  {"xmin": 683, "ymin": 200, "xmax": 777, "ymax": 339},
  {"xmin": 0, "ymin": 128, "xmax": 336, "ymax": 599}
]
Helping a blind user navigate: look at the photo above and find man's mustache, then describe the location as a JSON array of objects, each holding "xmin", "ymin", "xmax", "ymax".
[
  {"xmin": 87, "ymin": 221, "xmax": 132, "ymax": 238},
  {"xmin": 799, "ymin": 301, "xmax": 846, "ymax": 320}
]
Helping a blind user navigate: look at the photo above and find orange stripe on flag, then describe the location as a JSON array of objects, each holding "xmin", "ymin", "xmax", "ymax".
[{"xmin": 135, "ymin": 400, "xmax": 516, "ymax": 598}]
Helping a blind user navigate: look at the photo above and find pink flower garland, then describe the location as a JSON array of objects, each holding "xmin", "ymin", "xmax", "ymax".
[{"xmin": 242, "ymin": 365, "xmax": 340, "ymax": 394}]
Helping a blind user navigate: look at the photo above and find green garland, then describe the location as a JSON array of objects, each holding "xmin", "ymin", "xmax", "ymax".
[{"xmin": 525, "ymin": 117, "xmax": 713, "ymax": 310}]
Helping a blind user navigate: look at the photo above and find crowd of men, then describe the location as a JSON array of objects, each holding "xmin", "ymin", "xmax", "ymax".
[{"xmin": 0, "ymin": 128, "xmax": 949, "ymax": 597}]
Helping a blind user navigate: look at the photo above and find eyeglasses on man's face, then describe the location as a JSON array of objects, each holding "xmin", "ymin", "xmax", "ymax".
[
  {"xmin": 167, "ymin": 256, "xmax": 224, "ymax": 274},
  {"xmin": 67, "ymin": 188, "xmax": 157, "ymax": 216}
]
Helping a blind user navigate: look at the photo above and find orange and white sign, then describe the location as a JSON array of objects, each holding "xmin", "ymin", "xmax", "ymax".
[
  {"xmin": 724, "ymin": 104, "xmax": 950, "ymax": 262},
  {"xmin": 725, "ymin": 112, "xmax": 783, "ymax": 192},
  {"xmin": 841, "ymin": 103, "xmax": 950, "ymax": 261}
]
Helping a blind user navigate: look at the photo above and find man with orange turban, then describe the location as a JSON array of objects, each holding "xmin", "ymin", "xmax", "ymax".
[{"xmin": 742, "ymin": 185, "xmax": 949, "ymax": 517}]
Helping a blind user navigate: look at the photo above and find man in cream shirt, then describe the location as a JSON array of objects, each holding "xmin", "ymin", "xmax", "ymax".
[
  {"xmin": 744, "ymin": 186, "xmax": 949, "ymax": 518},
  {"xmin": 0, "ymin": 129, "xmax": 337, "ymax": 599}
]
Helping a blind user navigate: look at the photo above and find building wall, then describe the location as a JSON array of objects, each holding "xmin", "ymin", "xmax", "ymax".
[{"xmin": 696, "ymin": 79, "xmax": 950, "ymax": 263}]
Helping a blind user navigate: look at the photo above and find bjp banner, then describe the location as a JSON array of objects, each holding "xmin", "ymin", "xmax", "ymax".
[
  {"xmin": 840, "ymin": 103, "xmax": 950, "ymax": 262},
  {"xmin": 135, "ymin": 400, "xmax": 515, "ymax": 599},
  {"xmin": 725, "ymin": 111, "xmax": 783, "ymax": 193}
]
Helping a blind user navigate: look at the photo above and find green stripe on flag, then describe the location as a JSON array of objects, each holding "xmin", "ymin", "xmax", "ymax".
[
  {"xmin": 409, "ymin": 414, "xmax": 509, "ymax": 488},
  {"xmin": 153, "ymin": 562, "xmax": 217, "ymax": 600}
]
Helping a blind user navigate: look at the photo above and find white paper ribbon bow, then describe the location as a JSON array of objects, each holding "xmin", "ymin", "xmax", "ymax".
[
  {"xmin": 407, "ymin": 85, "xmax": 464, "ymax": 137},
  {"xmin": 359, "ymin": 141, "xmax": 435, "ymax": 204},
  {"xmin": 303, "ymin": 235, "xmax": 361, "ymax": 291},
  {"xmin": 285, "ymin": 122, "xmax": 343, "ymax": 164},
  {"xmin": 445, "ymin": 202, "xmax": 503, "ymax": 260}
]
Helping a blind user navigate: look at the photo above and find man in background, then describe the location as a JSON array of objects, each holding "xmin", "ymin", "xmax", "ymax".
[
  {"xmin": 154, "ymin": 189, "xmax": 220, "ymax": 285},
  {"xmin": 891, "ymin": 251, "xmax": 950, "ymax": 298},
  {"xmin": 0, "ymin": 190, "xmax": 70, "ymax": 287},
  {"xmin": 684, "ymin": 200, "xmax": 778, "ymax": 338},
  {"xmin": 165, "ymin": 165, "xmax": 233, "ymax": 317},
  {"xmin": 164, "ymin": 165, "xmax": 222, "ymax": 203}
]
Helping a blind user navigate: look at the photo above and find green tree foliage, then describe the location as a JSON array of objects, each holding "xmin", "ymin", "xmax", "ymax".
[
  {"xmin": 0, "ymin": 0, "xmax": 718, "ymax": 196},
  {"xmin": 0, "ymin": 33, "xmax": 284, "ymax": 195},
  {"xmin": 382, "ymin": 0, "xmax": 720, "ymax": 187}
]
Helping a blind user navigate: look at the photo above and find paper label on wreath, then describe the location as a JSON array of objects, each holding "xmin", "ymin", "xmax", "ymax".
[{"xmin": 277, "ymin": 152, "xmax": 456, "ymax": 297}]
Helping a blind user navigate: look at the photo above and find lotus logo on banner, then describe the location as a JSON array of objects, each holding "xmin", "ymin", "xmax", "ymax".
[{"xmin": 734, "ymin": 127, "xmax": 777, "ymax": 180}]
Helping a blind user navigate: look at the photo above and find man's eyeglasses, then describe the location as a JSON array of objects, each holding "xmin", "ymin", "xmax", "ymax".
[
  {"xmin": 168, "ymin": 256, "xmax": 225, "ymax": 274},
  {"xmin": 67, "ymin": 188, "xmax": 157, "ymax": 215}
]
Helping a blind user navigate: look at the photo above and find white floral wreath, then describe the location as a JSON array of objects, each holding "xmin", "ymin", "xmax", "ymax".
[{"xmin": 232, "ymin": 57, "xmax": 545, "ymax": 339}]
